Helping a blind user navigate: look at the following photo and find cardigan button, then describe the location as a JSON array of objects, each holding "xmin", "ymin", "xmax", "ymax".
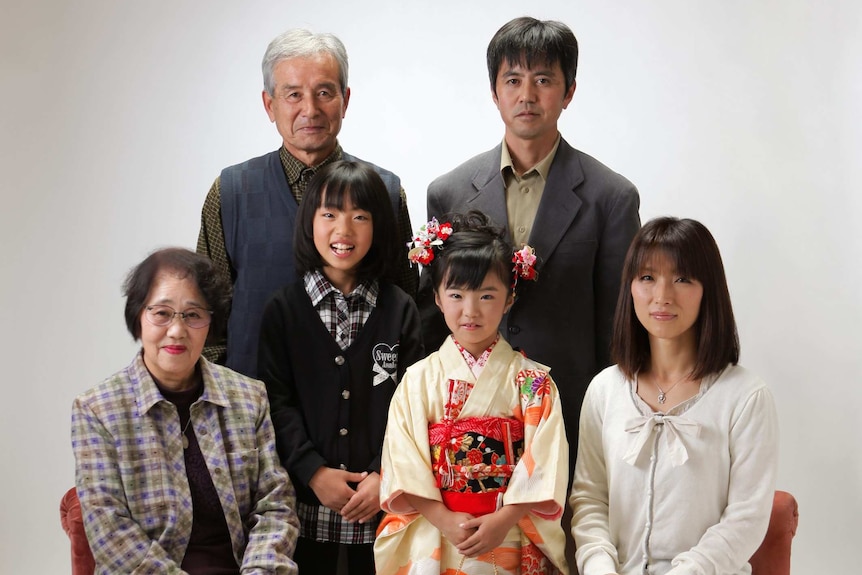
[
  {"xmin": 342, "ymin": 390, "xmax": 350, "ymax": 399},
  {"xmin": 334, "ymin": 355, "xmax": 345, "ymax": 366},
  {"xmin": 508, "ymin": 325, "xmax": 521, "ymax": 335},
  {"xmin": 339, "ymin": 464, "xmax": 347, "ymax": 470},
  {"xmin": 339, "ymin": 428, "xmax": 349, "ymax": 436}
]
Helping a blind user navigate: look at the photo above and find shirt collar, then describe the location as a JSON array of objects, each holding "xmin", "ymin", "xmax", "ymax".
[
  {"xmin": 499, "ymin": 134, "xmax": 561, "ymax": 180},
  {"xmin": 303, "ymin": 270, "xmax": 379, "ymax": 308},
  {"xmin": 280, "ymin": 143, "xmax": 344, "ymax": 186},
  {"xmin": 132, "ymin": 351, "xmax": 230, "ymax": 415}
]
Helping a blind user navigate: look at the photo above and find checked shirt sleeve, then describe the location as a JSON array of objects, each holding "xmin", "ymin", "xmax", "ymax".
[
  {"xmin": 238, "ymin": 385, "xmax": 300, "ymax": 574},
  {"xmin": 71, "ymin": 396, "xmax": 187, "ymax": 573}
]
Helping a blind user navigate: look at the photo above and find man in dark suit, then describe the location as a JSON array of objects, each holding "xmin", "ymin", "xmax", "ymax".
[{"xmin": 421, "ymin": 15, "xmax": 640, "ymax": 478}]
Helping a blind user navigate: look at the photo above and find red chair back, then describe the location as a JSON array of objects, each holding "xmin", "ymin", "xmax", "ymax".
[
  {"xmin": 60, "ymin": 487, "xmax": 95, "ymax": 575},
  {"xmin": 749, "ymin": 490, "xmax": 799, "ymax": 575}
]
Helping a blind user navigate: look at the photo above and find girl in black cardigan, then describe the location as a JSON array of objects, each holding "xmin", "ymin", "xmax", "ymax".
[{"xmin": 258, "ymin": 161, "xmax": 424, "ymax": 575}]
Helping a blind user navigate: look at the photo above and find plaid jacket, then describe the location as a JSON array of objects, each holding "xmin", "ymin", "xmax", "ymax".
[{"xmin": 71, "ymin": 353, "xmax": 299, "ymax": 574}]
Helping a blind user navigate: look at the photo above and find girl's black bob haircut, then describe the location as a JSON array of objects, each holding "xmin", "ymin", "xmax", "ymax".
[
  {"xmin": 611, "ymin": 216, "xmax": 740, "ymax": 380},
  {"xmin": 294, "ymin": 160, "xmax": 397, "ymax": 284},
  {"xmin": 428, "ymin": 210, "xmax": 514, "ymax": 292}
]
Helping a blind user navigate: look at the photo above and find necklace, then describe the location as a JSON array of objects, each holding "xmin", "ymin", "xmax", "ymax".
[
  {"xmin": 181, "ymin": 418, "xmax": 193, "ymax": 449},
  {"xmin": 653, "ymin": 371, "xmax": 691, "ymax": 404}
]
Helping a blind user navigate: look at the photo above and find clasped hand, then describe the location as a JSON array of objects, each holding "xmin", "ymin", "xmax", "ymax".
[{"xmin": 308, "ymin": 467, "xmax": 381, "ymax": 524}]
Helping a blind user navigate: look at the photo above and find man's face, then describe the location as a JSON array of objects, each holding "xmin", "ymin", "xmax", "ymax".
[
  {"xmin": 492, "ymin": 58, "xmax": 575, "ymax": 144},
  {"xmin": 262, "ymin": 53, "xmax": 350, "ymax": 166}
]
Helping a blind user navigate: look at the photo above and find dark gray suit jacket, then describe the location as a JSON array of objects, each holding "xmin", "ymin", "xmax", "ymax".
[{"xmin": 419, "ymin": 137, "xmax": 640, "ymax": 459}]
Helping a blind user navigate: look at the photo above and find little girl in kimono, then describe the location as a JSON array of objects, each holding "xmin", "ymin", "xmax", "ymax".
[{"xmin": 375, "ymin": 211, "xmax": 570, "ymax": 575}]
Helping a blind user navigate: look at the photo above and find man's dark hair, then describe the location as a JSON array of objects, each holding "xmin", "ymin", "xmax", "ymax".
[{"xmin": 487, "ymin": 16, "xmax": 579, "ymax": 95}]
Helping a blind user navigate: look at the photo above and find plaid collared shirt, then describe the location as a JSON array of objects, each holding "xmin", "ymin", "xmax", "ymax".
[
  {"xmin": 71, "ymin": 353, "xmax": 300, "ymax": 573},
  {"xmin": 304, "ymin": 270, "xmax": 378, "ymax": 351},
  {"xmin": 298, "ymin": 270, "xmax": 379, "ymax": 543}
]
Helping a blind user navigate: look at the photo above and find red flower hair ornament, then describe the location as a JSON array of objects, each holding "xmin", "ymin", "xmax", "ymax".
[
  {"xmin": 407, "ymin": 217, "xmax": 452, "ymax": 266},
  {"xmin": 408, "ymin": 219, "xmax": 539, "ymax": 290},
  {"xmin": 512, "ymin": 245, "xmax": 538, "ymax": 288}
]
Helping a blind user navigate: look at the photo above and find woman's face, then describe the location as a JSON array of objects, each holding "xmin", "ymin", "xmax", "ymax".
[
  {"xmin": 139, "ymin": 271, "xmax": 210, "ymax": 391},
  {"xmin": 631, "ymin": 250, "xmax": 703, "ymax": 348}
]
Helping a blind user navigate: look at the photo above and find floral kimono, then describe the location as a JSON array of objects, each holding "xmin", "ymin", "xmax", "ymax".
[{"xmin": 375, "ymin": 336, "xmax": 569, "ymax": 575}]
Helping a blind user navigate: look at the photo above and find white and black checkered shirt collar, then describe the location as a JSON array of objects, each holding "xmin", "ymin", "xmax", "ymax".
[{"xmin": 303, "ymin": 270, "xmax": 379, "ymax": 308}]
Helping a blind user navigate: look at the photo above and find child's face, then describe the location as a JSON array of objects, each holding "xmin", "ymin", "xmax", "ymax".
[
  {"xmin": 313, "ymin": 193, "xmax": 373, "ymax": 294},
  {"xmin": 434, "ymin": 269, "xmax": 514, "ymax": 358}
]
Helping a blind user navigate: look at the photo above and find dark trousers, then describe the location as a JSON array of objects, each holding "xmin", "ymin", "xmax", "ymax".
[{"xmin": 294, "ymin": 537, "xmax": 375, "ymax": 575}]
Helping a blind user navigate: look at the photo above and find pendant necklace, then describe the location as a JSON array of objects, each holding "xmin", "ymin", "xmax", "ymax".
[
  {"xmin": 181, "ymin": 418, "xmax": 193, "ymax": 449},
  {"xmin": 654, "ymin": 371, "xmax": 691, "ymax": 405}
]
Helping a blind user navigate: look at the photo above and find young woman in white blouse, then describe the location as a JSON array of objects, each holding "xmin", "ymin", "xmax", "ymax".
[{"xmin": 570, "ymin": 217, "xmax": 779, "ymax": 575}]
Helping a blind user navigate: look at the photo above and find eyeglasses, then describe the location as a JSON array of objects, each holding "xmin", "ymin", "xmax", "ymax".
[{"xmin": 144, "ymin": 305, "xmax": 212, "ymax": 329}]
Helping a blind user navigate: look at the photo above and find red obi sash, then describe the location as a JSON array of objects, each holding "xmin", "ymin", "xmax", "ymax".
[
  {"xmin": 440, "ymin": 490, "xmax": 502, "ymax": 516},
  {"xmin": 428, "ymin": 416, "xmax": 524, "ymax": 493}
]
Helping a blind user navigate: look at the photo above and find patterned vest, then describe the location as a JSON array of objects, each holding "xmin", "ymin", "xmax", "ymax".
[{"xmin": 219, "ymin": 149, "xmax": 401, "ymax": 377}]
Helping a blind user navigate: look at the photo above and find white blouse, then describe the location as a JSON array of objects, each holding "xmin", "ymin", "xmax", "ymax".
[{"xmin": 571, "ymin": 364, "xmax": 779, "ymax": 575}]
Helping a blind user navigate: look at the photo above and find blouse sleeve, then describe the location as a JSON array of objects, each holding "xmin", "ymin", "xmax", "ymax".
[
  {"xmin": 666, "ymin": 385, "xmax": 779, "ymax": 575},
  {"xmin": 570, "ymin": 378, "xmax": 620, "ymax": 575},
  {"xmin": 71, "ymin": 397, "xmax": 186, "ymax": 573}
]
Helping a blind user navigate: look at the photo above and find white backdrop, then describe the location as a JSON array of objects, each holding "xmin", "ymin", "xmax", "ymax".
[{"xmin": 2, "ymin": 0, "xmax": 859, "ymax": 572}]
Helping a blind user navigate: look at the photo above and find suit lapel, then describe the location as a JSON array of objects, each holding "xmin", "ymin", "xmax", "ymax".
[
  {"xmin": 529, "ymin": 139, "xmax": 583, "ymax": 269},
  {"xmin": 463, "ymin": 145, "xmax": 510, "ymax": 234}
]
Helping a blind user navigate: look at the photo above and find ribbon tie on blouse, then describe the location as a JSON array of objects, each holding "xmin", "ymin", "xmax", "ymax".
[{"xmin": 623, "ymin": 413, "xmax": 701, "ymax": 467}]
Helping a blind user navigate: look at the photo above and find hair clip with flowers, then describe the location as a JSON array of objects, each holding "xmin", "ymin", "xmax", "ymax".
[
  {"xmin": 407, "ymin": 217, "xmax": 453, "ymax": 266},
  {"xmin": 512, "ymin": 245, "xmax": 538, "ymax": 288}
]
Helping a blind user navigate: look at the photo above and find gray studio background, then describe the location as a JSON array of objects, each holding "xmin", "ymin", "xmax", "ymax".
[{"xmin": 2, "ymin": 0, "xmax": 859, "ymax": 572}]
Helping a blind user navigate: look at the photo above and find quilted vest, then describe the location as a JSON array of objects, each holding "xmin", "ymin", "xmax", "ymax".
[{"xmin": 220, "ymin": 149, "xmax": 401, "ymax": 377}]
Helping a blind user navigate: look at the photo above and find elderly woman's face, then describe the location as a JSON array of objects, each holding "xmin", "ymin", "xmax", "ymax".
[{"xmin": 140, "ymin": 271, "xmax": 210, "ymax": 391}]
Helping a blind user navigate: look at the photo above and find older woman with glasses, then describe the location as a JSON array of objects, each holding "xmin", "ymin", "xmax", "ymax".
[{"xmin": 71, "ymin": 247, "xmax": 299, "ymax": 574}]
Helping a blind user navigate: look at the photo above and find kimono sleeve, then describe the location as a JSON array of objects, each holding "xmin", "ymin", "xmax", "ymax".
[
  {"xmin": 503, "ymin": 370, "xmax": 569, "ymax": 520},
  {"xmin": 379, "ymin": 365, "xmax": 441, "ymax": 514}
]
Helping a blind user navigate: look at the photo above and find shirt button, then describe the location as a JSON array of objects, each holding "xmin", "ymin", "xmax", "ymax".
[
  {"xmin": 518, "ymin": 226, "xmax": 526, "ymax": 234},
  {"xmin": 339, "ymin": 428, "xmax": 349, "ymax": 436},
  {"xmin": 508, "ymin": 325, "xmax": 521, "ymax": 335},
  {"xmin": 339, "ymin": 464, "xmax": 347, "ymax": 470},
  {"xmin": 342, "ymin": 390, "xmax": 350, "ymax": 399},
  {"xmin": 521, "ymin": 187, "xmax": 530, "ymax": 194},
  {"xmin": 334, "ymin": 355, "xmax": 345, "ymax": 366}
]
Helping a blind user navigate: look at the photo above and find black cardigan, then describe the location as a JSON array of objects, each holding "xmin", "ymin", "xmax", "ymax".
[{"xmin": 257, "ymin": 281, "xmax": 424, "ymax": 505}]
